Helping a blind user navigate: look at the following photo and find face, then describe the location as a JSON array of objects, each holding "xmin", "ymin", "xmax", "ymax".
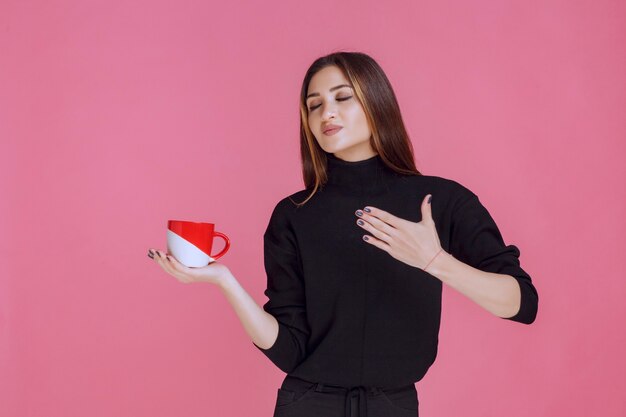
[{"xmin": 305, "ymin": 65, "xmax": 376, "ymax": 162}]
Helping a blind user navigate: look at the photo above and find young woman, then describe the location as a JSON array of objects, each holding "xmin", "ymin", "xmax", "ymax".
[{"xmin": 148, "ymin": 51, "xmax": 539, "ymax": 417}]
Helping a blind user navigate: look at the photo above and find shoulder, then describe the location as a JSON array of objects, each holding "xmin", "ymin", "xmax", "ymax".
[
  {"xmin": 266, "ymin": 188, "xmax": 310, "ymax": 222},
  {"xmin": 402, "ymin": 173, "xmax": 477, "ymax": 205},
  {"xmin": 270, "ymin": 186, "xmax": 323, "ymax": 214},
  {"xmin": 273, "ymin": 188, "xmax": 310, "ymax": 210}
]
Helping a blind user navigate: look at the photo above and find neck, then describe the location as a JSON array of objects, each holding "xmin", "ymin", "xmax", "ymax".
[{"xmin": 324, "ymin": 152, "xmax": 399, "ymax": 193}]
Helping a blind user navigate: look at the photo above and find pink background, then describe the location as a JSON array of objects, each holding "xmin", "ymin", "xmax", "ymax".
[{"xmin": 1, "ymin": 0, "xmax": 624, "ymax": 416}]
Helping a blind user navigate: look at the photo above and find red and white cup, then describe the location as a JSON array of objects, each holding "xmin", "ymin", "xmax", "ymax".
[{"xmin": 166, "ymin": 220, "xmax": 230, "ymax": 267}]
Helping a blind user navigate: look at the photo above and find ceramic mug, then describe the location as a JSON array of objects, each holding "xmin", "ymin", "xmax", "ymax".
[{"xmin": 166, "ymin": 220, "xmax": 230, "ymax": 267}]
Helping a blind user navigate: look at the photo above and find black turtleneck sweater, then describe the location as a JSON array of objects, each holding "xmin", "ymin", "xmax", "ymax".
[{"xmin": 253, "ymin": 152, "xmax": 538, "ymax": 388}]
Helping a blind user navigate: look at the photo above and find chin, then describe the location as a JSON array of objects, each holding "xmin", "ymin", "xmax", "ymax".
[
  {"xmin": 316, "ymin": 141, "xmax": 341, "ymax": 154},
  {"xmin": 318, "ymin": 139, "xmax": 356, "ymax": 154}
]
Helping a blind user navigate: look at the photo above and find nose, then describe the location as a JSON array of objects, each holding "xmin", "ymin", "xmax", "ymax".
[
  {"xmin": 322, "ymin": 107, "xmax": 337, "ymax": 121},
  {"xmin": 320, "ymin": 102, "xmax": 338, "ymax": 121}
]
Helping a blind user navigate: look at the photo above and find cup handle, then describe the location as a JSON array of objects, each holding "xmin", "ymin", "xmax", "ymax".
[{"xmin": 210, "ymin": 231, "xmax": 230, "ymax": 260}]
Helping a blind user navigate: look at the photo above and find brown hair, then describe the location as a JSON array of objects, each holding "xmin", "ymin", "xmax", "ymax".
[{"xmin": 292, "ymin": 50, "xmax": 422, "ymax": 206}]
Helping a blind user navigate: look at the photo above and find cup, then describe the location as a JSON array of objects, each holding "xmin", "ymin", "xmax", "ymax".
[{"xmin": 166, "ymin": 220, "xmax": 230, "ymax": 267}]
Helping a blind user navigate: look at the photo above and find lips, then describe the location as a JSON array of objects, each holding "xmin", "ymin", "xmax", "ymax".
[{"xmin": 322, "ymin": 124, "xmax": 343, "ymax": 135}]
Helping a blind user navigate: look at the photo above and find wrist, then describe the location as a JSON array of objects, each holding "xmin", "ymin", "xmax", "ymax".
[
  {"xmin": 218, "ymin": 270, "xmax": 237, "ymax": 291},
  {"xmin": 423, "ymin": 250, "xmax": 458, "ymax": 282}
]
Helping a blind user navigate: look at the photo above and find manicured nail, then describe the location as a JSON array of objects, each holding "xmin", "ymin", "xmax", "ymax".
[
  {"xmin": 364, "ymin": 207, "xmax": 371, "ymax": 213},
  {"xmin": 355, "ymin": 210, "xmax": 363, "ymax": 217},
  {"xmin": 428, "ymin": 195, "xmax": 432, "ymax": 204},
  {"xmin": 148, "ymin": 253, "xmax": 154, "ymax": 259},
  {"xmin": 357, "ymin": 219, "xmax": 364, "ymax": 226},
  {"xmin": 363, "ymin": 235, "xmax": 369, "ymax": 241}
]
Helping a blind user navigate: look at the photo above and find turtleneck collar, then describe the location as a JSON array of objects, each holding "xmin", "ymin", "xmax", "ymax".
[{"xmin": 325, "ymin": 152, "xmax": 399, "ymax": 193}]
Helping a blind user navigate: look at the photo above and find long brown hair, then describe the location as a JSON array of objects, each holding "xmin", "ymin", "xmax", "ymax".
[{"xmin": 292, "ymin": 51, "xmax": 422, "ymax": 206}]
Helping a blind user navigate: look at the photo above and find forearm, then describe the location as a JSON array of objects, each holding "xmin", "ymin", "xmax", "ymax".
[
  {"xmin": 218, "ymin": 272, "xmax": 279, "ymax": 349},
  {"xmin": 427, "ymin": 251, "xmax": 521, "ymax": 319}
]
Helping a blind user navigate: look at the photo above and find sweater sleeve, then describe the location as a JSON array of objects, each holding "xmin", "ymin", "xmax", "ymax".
[
  {"xmin": 252, "ymin": 198, "xmax": 310, "ymax": 373},
  {"xmin": 448, "ymin": 188, "xmax": 538, "ymax": 324}
]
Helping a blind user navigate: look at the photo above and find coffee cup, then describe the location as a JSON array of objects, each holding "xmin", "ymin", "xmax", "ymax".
[{"xmin": 166, "ymin": 220, "xmax": 230, "ymax": 267}]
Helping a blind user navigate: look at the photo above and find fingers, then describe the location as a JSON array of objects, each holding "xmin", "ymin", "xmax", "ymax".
[
  {"xmin": 148, "ymin": 249, "xmax": 192, "ymax": 284},
  {"xmin": 149, "ymin": 249, "xmax": 170, "ymax": 271},
  {"xmin": 358, "ymin": 206, "xmax": 404, "ymax": 229},
  {"xmin": 355, "ymin": 208, "xmax": 399, "ymax": 240},
  {"xmin": 421, "ymin": 194, "xmax": 433, "ymax": 223},
  {"xmin": 356, "ymin": 212, "xmax": 395, "ymax": 243},
  {"xmin": 163, "ymin": 255, "xmax": 199, "ymax": 282}
]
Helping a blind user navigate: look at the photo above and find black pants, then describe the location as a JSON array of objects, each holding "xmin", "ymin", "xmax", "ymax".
[{"xmin": 272, "ymin": 375, "xmax": 419, "ymax": 417}]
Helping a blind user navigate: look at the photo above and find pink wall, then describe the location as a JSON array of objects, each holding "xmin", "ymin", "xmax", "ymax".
[{"xmin": 1, "ymin": 0, "xmax": 624, "ymax": 416}]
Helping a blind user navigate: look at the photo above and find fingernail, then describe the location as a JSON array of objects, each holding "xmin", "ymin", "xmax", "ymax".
[
  {"xmin": 357, "ymin": 219, "xmax": 364, "ymax": 226},
  {"xmin": 355, "ymin": 210, "xmax": 363, "ymax": 217},
  {"xmin": 148, "ymin": 253, "xmax": 154, "ymax": 259},
  {"xmin": 364, "ymin": 207, "xmax": 371, "ymax": 213},
  {"xmin": 428, "ymin": 195, "xmax": 432, "ymax": 204},
  {"xmin": 363, "ymin": 235, "xmax": 369, "ymax": 241}
]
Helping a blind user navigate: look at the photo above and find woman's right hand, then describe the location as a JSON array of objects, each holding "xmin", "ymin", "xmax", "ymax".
[{"xmin": 147, "ymin": 248, "xmax": 231, "ymax": 286}]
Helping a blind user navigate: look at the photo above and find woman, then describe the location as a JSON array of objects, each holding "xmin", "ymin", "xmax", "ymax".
[{"xmin": 148, "ymin": 51, "xmax": 539, "ymax": 417}]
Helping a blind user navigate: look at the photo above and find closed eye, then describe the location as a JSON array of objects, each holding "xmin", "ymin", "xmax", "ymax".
[{"xmin": 308, "ymin": 96, "xmax": 353, "ymax": 111}]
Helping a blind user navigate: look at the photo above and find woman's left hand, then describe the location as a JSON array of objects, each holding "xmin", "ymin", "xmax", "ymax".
[{"xmin": 355, "ymin": 194, "xmax": 445, "ymax": 270}]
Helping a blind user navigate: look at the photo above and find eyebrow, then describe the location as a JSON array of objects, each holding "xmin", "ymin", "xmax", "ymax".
[{"xmin": 306, "ymin": 84, "xmax": 353, "ymax": 100}]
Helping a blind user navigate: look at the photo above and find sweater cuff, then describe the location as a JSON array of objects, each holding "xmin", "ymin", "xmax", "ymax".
[
  {"xmin": 252, "ymin": 321, "xmax": 294, "ymax": 373},
  {"xmin": 502, "ymin": 275, "xmax": 538, "ymax": 325}
]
